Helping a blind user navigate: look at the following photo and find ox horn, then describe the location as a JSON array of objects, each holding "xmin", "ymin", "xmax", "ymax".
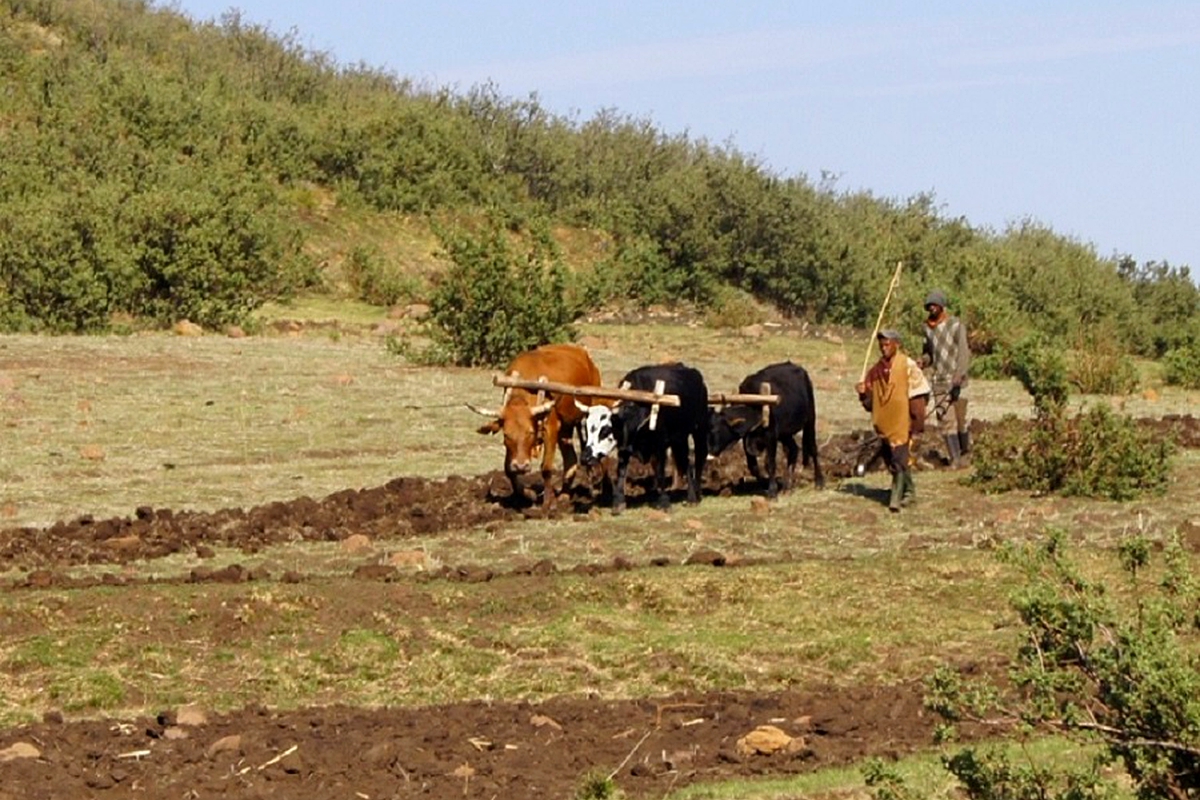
[
  {"xmin": 531, "ymin": 399, "xmax": 555, "ymax": 416},
  {"xmin": 574, "ymin": 399, "xmax": 591, "ymax": 413},
  {"xmin": 465, "ymin": 402, "xmax": 501, "ymax": 418}
]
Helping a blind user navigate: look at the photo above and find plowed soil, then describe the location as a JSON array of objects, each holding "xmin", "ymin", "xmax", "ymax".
[
  {"xmin": 0, "ymin": 683, "xmax": 973, "ymax": 800},
  {"xmin": 1, "ymin": 415, "xmax": 1196, "ymax": 800}
]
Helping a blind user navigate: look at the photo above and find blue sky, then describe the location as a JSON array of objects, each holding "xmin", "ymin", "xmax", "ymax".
[{"xmin": 168, "ymin": 1, "xmax": 1200, "ymax": 272}]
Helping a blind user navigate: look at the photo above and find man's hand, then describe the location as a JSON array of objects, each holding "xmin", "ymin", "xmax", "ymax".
[{"xmin": 949, "ymin": 384, "xmax": 961, "ymax": 402}]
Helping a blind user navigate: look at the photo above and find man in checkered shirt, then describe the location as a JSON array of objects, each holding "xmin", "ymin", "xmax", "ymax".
[{"xmin": 919, "ymin": 290, "xmax": 971, "ymax": 468}]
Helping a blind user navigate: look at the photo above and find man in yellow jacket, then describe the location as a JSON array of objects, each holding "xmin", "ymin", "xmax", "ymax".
[{"xmin": 856, "ymin": 330, "xmax": 916, "ymax": 512}]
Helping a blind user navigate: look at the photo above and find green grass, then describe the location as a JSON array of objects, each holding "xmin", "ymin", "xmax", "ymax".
[{"xmin": 664, "ymin": 736, "xmax": 1128, "ymax": 800}]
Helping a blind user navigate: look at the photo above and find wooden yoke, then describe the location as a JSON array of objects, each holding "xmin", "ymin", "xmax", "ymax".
[
  {"xmin": 707, "ymin": 382, "xmax": 779, "ymax": 428},
  {"xmin": 649, "ymin": 379, "xmax": 666, "ymax": 431},
  {"xmin": 492, "ymin": 374, "xmax": 682, "ymax": 407},
  {"xmin": 705, "ymin": 391, "xmax": 780, "ymax": 406}
]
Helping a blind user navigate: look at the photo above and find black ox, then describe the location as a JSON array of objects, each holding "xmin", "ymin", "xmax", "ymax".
[
  {"xmin": 578, "ymin": 363, "xmax": 709, "ymax": 514},
  {"xmin": 708, "ymin": 361, "xmax": 825, "ymax": 497}
]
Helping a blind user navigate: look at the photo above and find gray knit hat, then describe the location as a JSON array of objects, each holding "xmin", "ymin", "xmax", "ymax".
[
  {"xmin": 924, "ymin": 290, "xmax": 948, "ymax": 309},
  {"xmin": 877, "ymin": 329, "xmax": 902, "ymax": 342}
]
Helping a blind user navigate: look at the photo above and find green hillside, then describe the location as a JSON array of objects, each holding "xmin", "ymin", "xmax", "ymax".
[{"xmin": 0, "ymin": 0, "xmax": 1196, "ymax": 372}]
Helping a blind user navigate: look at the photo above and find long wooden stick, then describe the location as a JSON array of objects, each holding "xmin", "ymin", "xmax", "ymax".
[
  {"xmin": 492, "ymin": 374, "xmax": 682, "ymax": 407},
  {"xmin": 707, "ymin": 392, "xmax": 780, "ymax": 406},
  {"xmin": 861, "ymin": 260, "xmax": 904, "ymax": 379},
  {"xmin": 492, "ymin": 375, "xmax": 784, "ymax": 409}
]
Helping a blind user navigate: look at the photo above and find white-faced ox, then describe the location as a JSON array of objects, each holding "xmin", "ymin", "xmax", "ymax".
[
  {"xmin": 708, "ymin": 361, "xmax": 825, "ymax": 498},
  {"xmin": 470, "ymin": 343, "xmax": 601, "ymax": 508},
  {"xmin": 577, "ymin": 363, "xmax": 709, "ymax": 514}
]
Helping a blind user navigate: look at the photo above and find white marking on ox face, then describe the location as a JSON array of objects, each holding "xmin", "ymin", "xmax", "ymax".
[{"xmin": 579, "ymin": 404, "xmax": 617, "ymax": 463}]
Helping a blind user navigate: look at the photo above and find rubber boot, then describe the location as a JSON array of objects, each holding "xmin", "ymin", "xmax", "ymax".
[
  {"xmin": 888, "ymin": 472, "xmax": 904, "ymax": 512},
  {"xmin": 943, "ymin": 433, "xmax": 962, "ymax": 468},
  {"xmin": 958, "ymin": 430, "xmax": 971, "ymax": 456},
  {"xmin": 901, "ymin": 470, "xmax": 916, "ymax": 506}
]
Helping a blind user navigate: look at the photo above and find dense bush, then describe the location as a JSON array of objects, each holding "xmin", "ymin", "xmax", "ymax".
[
  {"xmin": 419, "ymin": 221, "xmax": 575, "ymax": 367},
  {"xmin": 1162, "ymin": 343, "xmax": 1200, "ymax": 389},
  {"xmin": 342, "ymin": 245, "xmax": 421, "ymax": 307},
  {"xmin": 1010, "ymin": 333, "xmax": 1071, "ymax": 414},
  {"xmin": 922, "ymin": 532, "xmax": 1200, "ymax": 800},
  {"xmin": 0, "ymin": 2, "xmax": 311, "ymax": 331},
  {"xmin": 1118, "ymin": 258, "xmax": 1200, "ymax": 357},
  {"xmin": 971, "ymin": 405, "xmax": 1173, "ymax": 502},
  {"xmin": 0, "ymin": 0, "xmax": 1194, "ymax": 352},
  {"xmin": 970, "ymin": 335, "xmax": 1172, "ymax": 500},
  {"xmin": 1068, "ymin": 327, "xmax": 1140, "ymax": 396}
]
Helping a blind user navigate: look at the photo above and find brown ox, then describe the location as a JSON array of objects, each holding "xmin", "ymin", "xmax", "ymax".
[{"xmin": 470, "ymin": 344, "xmax": 602, "ymax": 507}]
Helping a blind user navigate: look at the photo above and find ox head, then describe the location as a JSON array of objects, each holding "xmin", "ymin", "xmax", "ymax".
[
  {"xmin": 707, "ymin": 407, "xmax": 757, "ymax": 458},
  {"xmin": 575, "ymin": 400, "xmax": 617, "ymax": 466},
  {"xmin": 470, "ymin": 395, "xmax": 554, "ymax": 475}
]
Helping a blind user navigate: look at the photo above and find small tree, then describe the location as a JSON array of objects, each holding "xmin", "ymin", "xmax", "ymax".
[
  {"xmin": 1162, "ymin": 343, "xmax": 1200, "ymax": 390},
  {"xmin": 422, "ymin": 221, "xmax": 575, "ymax": 367},
  {"xmin": 923, "ymin": 532, "xmax": 1200, "ymax": 800},
  {"xmin": 970, "ymin": 335, "xmax": 1173, "ymax": 501}
]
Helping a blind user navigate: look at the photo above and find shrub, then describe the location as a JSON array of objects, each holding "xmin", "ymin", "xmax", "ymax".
[
  {"xmin": 1068, "ymin": 328, "xmax": 1139, "ymax": 395},
  {"xmin": 1061, "ymin": 405, "xmax": 1173, "ymax": 500},
  {"xmin": 1009, "ymin": 333, "xmax": 1069, "ymax": 415},
  {"xmin": 939, "ymin": 747, "xmax": 1115, "ymax": 800},
  {"xmin": 0, "ymin": 194, "xmax": 121, "ymax": 332},
  {"xmin": 701, "ymin": 286, "xmax": 773, "ymax": 329},
  {"xmin": 970, "ymin": 405, "xmax": 1172, "ymax": 501},
  {"xmin": 122, "ymin": 174, "xmax": 310, "ymax": 329},
  {"xmin": 970, "ymin": 413, "xmax": 1068, "ymax": 496},
  {"xmin": 342, "ymin": 245, "xmax": 420, "ymax": 307},
  {"xmin": 572, "ymin": 771, "xmax": 625, "ymax": 800},
  {"xmin": 970, "ymin": 337, "xmax": 1172, "ymax": 501},
  {"xmin": 862, "ymin": 758, "xmax": 922, "ymax": 800},
  {"xmin": 970, "ymin": 351, "xmax": 1013, "ymax": 381},
  {"xmin": 420, "ymin": 222, "xmax": 575, "ymax": 367},
  {"xmin": 924, "ymin": 532, "xmax": 1200, "ymax": 800},
  {"xmin": 1161, "ymin": 343, "xmax": 1200, "ymax": 389}
]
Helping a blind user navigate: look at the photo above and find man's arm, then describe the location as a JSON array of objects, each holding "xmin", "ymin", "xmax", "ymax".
[{"xmin": 953, "ymin": 319, "xmax": 970, "ymax": 384}]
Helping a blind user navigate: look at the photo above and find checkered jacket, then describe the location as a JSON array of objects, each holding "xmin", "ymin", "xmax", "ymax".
[{"xmin": 921, "ymin": 316, "xmax": 970, "ymax": 392}]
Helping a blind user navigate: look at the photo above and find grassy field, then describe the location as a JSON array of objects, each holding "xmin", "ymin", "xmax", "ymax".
[
  {"xmin": 2, "ymin": 313, "xmax": 1194, "ymax": 530},
  {"xmin": 0, "ymin": 315, "xmax": 1196, "ymax": 798}
]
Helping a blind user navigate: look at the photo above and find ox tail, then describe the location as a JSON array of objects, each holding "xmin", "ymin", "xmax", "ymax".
[{"xmin": 802, "ymin": 375, "xmax": 819, "ymax": 468}]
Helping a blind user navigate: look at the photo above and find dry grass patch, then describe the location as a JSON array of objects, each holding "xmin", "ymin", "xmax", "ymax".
[{"xmin": 0, "ymin": 333, "xmax": 498, "ymax": 527}]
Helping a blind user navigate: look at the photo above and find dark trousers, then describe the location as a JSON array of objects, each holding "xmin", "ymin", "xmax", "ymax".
[{"xmin": 882, "ymin": 441, "xmax": 910, "ymax": 475}]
